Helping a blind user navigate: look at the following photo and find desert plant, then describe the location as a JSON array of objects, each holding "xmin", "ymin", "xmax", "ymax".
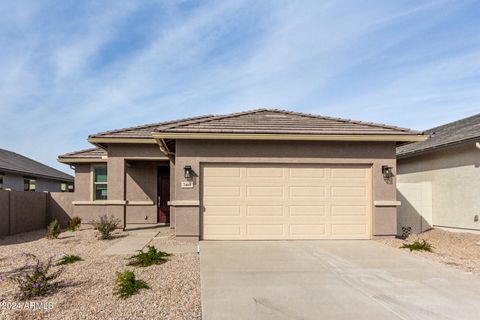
[
  {"xmin": 114, "ymin": 271, "xmax": 149, "ymax": 299},
  {"xmin": 67, "ymin": 216, "xmax": 82, "ymax": 231},
  {"xmin": 13, "ymin": 254, "xmax": 63, "ymax": 299},
  {"xmin": 401, "ymin": 239, "xmax": 433, "ymax": 252},
  {"xmin": 57, "ymin": 255, "xmax": 82, "ymax": 265},
  {"xmin": 128, "ymin": 246, "xmax": 170, "ymax": 267},
  {"xmin": 93, "ymin": 215, "xmax": 120, "ymax": 240},
  {"xmin": 46, "ymin": 219, "xmax": 61, "ymax": 239}
]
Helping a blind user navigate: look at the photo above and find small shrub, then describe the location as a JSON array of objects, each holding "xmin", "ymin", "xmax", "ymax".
[
  {"xmin": 67, "ymin": 217, "xmax": 82, "ymax": 231},
  {"xmin": 13, "ymin": 254, "xmax": 63, "ymax": 299},
  {"xmin": 128, "ymin": 246, "xmax": 170, "ymax": 267},
  {"xmin": 401, "ymin": 239, "xmax": 433, "ymax": 252},
  {"xmin": 57, "ymin": 255, "xmax": 82, "ymax": 265},
  {"xmin": 114, "ymin": 271, "xmax": 149, "ymax": 299},
  {"xmin": 93, "ymin": 215, "xmax": 120, "ymax": 240},
  {"xmin": 46, "ymin": 219, "xmax": 61, "ymax": 239}
]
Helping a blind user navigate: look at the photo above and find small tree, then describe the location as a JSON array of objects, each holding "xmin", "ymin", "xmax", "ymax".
[
  {"xmin": 114, "ymin": 271, "xmax": 149, "ymax": 299},
  {"xmin": 93, "ymin": 215, "xmax": 120, "ymax": 240},
  {"xmin": 46, "ymin": 219, "xmax": 61, "ymax": 239}
]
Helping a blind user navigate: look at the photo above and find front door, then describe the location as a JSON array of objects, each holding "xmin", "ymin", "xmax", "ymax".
[{"xmin": 157, "ymin": 166, "xmax": 170, "ymax": 224}]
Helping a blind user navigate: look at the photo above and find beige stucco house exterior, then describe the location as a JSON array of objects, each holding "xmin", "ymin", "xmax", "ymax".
[
  {"xmin": 59, "ymin": 109, "xmax": 425, "ymax": 242},
  {"xmin": 397, "ymin": 113, "xmax": 480, "ymax": 234}
]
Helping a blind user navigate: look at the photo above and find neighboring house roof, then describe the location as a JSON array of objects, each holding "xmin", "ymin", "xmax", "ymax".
[
  {"xmin": 0, "ymin": 148, "xmax": 74, "ymax": 182},
  {"xmin": 153, "ymin": 109, "xmax": 421, "ymax": 136},
  {"xmin": 397, "ymin": 113, "xmax": 480, "ymax": 158},
  {"xmin": 59, "ymin": 147, "xmax": 107, "ymax": 159}
]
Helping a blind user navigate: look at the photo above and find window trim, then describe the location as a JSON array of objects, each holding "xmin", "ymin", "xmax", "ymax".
[
  {"xmin": 23, "ymin": 177, "xmax": 36, "ymax": 192},
  {"xmin": 92, "ymin": 164, "xmax": 108, "ymax": 201}
]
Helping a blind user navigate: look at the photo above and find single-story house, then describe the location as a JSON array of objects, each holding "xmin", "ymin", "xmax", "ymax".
[
  {"xmin": 59, "ymin": 109, "xmax": 426, "ymax": 242},
  {"xmin": 0, "ymin": 148, "xmax": 74, "ymax": 192},
  {"xmin": 397, "ymin": 113, "xmax": 480, "ymax": 234}
]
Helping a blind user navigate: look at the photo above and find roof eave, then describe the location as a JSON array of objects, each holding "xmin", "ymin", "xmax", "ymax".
[
  {"xmin": 57, "ymin": 157, "xmax": 108, "ymax": 164},
  {"xmin": 152, "ymin": 132, "xmax": 428, "ymax": 142}
]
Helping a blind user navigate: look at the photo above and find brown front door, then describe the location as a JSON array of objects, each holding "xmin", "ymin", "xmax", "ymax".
[{"xmin": 157, "ymin": 166, "xmax": 170, "ymax": 224}]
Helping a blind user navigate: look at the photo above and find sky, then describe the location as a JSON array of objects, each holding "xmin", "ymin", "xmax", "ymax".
[{"xmin": 1, "ymin": 0, "xmax": 479, "ymax": 174}]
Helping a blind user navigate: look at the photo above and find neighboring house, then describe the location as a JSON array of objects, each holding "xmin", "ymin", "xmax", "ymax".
[
  {"xmin": 58, "ymin": 109, "xmax": 425, "ymax": 242},
  {"xmin": 0, "ymin": 148, "xmax": 74, "ymax": 192},
  {"xmin": 397, "ymin": 113, "xmax": 480, "ymax": 234}
]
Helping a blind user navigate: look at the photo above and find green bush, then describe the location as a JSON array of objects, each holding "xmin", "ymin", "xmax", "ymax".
[
  {"xmin": 67, "ymin": 216, "xmax": 82, "ymax": 231},
  {"xmin": 57, "ymin": 255, "xmax": 82, "ymax": 265},
  {"xmin": 114, "ymin": 271, "xmax": 149, "ymax": 299},
  {"xmin": 46, "ymin": 219, "xmax": 61, "ymax": 239},
  {"xmin": 93, "ymin": 215, "xmax": 120, "ymax": 240},
  {"xmin": 128, "ymin": 246, "xmax": 170, "ymax": 267},
  {"xmin": 401, "ymin": 239, "xmax": 433, "ymax": 252},
  {"xmin": 13, "ymin": 254, "xmax": 63, "ymax": 299}
]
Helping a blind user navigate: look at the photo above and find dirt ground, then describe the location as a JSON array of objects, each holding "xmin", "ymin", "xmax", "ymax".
[
  {"xmin": 0, "ymin": 227, "xmax": 201, "ymax": 320},
  {"xmin": 376, "ymin": 228, "xmax": 480, "ymax": 274}
]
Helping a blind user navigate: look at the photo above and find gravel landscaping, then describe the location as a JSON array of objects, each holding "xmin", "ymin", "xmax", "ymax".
[
  {"xmin": 376, "ymin": 228, "xmax": 480, "ymax": 274},
  {"xmin": 0, "ymin": 227, "xmax": 201, "ymax": 320}
]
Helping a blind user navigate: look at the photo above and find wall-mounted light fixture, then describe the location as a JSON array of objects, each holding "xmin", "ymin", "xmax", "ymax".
[
  {"xmin": 184, "ymin": 165, "xmax": 193, "ymax": 179},
  {"xmin": 382, "ymin": 165, "xmax": 394, "ymax": 179}
]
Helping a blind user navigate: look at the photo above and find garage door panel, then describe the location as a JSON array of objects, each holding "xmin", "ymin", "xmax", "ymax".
[
  {"xmin": 204, "ymin": 186, "xmax": 241, "ymax": 197},
  {"xmin": 289, "ymin": 186, "xmax": 326, "ymax": 198},
  {"xmin": 202, "ymin": 164, "xmax": 371, "ymax": 240},
  {"xmin": 331, "ymin": 205, "xmax": 367, "ymax": 217},
  {"xmin": 246, "ymin": 186, "xmax": 283, "ymax": 197},
  {"xmin": 205, "ymin": 205, "xmax": 241, "ymax": 217},
  {"xmin": 246, "ymin": 167, "xmax": 283, "ymax": 177},
  {"xmin": 289, "ymin": 224, "xmax": 326, "ymax": 236},
  {"xmin": 331, "ymin": 224, "xmax": 368, "ymax": 235},
  {"xmin": 203, "ymin": 167, "xmax": 241, "ymax": 177},
  {"xmin": 289, "ymin": 167, "xmax": 326, "ymax": 178},
  {"xmin": 247, "ymin": 205, "xmax": 283, "ymax": 217},
  {"xmin": 247, "ymin": 224, "xmax": 284, "ymax": 236},
  {"xmin": 288, "ymin": 205, "xmax": 327, "ymax": 217}
]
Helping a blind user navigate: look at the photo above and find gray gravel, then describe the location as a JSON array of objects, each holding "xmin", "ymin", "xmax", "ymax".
[{"xmin": 0, "ymin": 227, "xmax": 201, "ymax": 320}]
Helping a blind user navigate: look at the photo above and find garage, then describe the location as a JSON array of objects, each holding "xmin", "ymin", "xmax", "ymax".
[{"xmin": 202, "ymin": 163, "xmax": 372, "ymax": 240}]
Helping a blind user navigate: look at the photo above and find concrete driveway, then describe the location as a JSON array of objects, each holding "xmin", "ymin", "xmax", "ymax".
[{"xmin": 200, "ymin": 240, "xmax": 480, "ymax": 320}]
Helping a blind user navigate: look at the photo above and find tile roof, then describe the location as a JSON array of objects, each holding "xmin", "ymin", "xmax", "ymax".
[
  {"xmin": 89, "ymin": 114, "xmax": 216, "ymax": 139},
  {"xmin": 154, "ymin": 109, "xmax": 421, "ymax": 135},
  {"xmin": 397, "ymin": 113, "xmax": 480, "ymax": 158},
  {"xmin": 0, "ymin": 149, "xmax": 73, "ymax": 181},
  {"xmin": 59, "ymin": 148, "xmax": 107, "ymax": 159},
  {"xmin": 88, "ymin": 109, "xmax": 421, "ymax": 139}
]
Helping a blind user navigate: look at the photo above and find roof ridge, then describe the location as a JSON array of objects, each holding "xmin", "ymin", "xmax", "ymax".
[
  {"xmin": 265, "ymin": 108, "xmax": 421, "ymax": 134},
  {"xmin": 156, "ymin": 108, "xmax": 269, "ymax": 131},
  {"xmin": 89, "ymin": 114, "xmax": 217, "ymax": 138}
]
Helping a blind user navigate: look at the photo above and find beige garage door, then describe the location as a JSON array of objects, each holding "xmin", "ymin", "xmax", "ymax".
[{"xmin": 201, "ymin": 163, "xmax": 372, "ymax": 240}]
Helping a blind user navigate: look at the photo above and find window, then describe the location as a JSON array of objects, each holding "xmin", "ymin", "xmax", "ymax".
[
  {"xmin": 24, "ymin": 178, "xmax": 36, "ymax": 192},
  {"xmin": 61, "ymin": 183, "xmax": 67, "ymax": 192},
  {"xmin": 93, "ymin": 164, "xmax": 107, "ymax": 200},
  {"xmin": 0, "ymin": 173, "xmax": 3, "ymax": 189}
]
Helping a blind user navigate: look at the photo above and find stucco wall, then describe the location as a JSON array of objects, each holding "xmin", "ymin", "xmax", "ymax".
[
  {"xmin": 173, "ymin": 139, "xmax": 398, "ymax": 241},
  {"xmin": 72, "ymin": 144, "xmax": 169, "ymax": 225},
  {"xmin": 398, "ymin": 141, "xmax": 480, "ymax": 231},
  {"xmin": 10, "ymin": 190, "xmax": 47, "ymax": 234},
  {"xmin": 49, "ymin": 192, "xmax": 75, "ymax": 226}
]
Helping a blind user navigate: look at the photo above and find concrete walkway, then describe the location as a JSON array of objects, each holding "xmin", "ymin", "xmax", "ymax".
[
  {"xmin": 103, "ymin": 228, "xmax": 160, "ymax": 255},
  {"xmin": 200, "ymin": 240, "xmax": 480, "ymax": 320}
]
